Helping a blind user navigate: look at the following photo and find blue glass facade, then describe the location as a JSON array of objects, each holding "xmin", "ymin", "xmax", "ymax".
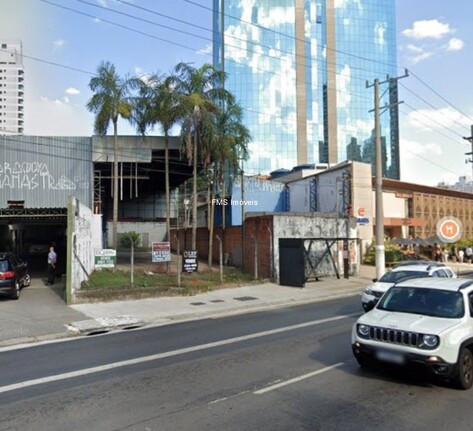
[{"xmin": 213, "ymin": 0, "xmax": 399, "ymax": 179}]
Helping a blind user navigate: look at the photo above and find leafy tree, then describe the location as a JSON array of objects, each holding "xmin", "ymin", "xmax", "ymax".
[
  {"xmin": 87, "ymin": 61, "xmax": 133, "ymax": 249},
  {"xmin": 120, "ymin": 231, "xmax": 141, "ymax": 287}
]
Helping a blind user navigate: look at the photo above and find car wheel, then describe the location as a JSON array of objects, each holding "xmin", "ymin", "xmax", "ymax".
[
  {"xmin": 355, "ymin": 354, "xmax": 372, "ymax": 369},
  {"xmin": 23, "ymin": 273, "xmax": 31, "ymax": 287},
  {"xmin": 11, "ymin": 281, "xmax": 20, "ymax": 300},
  {"xmin": 454, "ymin": 348, "xmax": 473, "ymax": 390}
]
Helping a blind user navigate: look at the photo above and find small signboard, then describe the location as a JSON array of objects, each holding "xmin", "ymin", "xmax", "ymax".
[
  {"xmin": 152, "ymin": 242, "xmax": 171, "ymax": 263},
  {"xmin": 182, "ymin": 250, "xmax": 198, "ymax": 273},
  {"xmin": 437, "ymin": 216, "xmax": 463, "ymax": 243},
  {"xmin": 94, "ymin": 249, "xmax": 117, "ymax": 268}
]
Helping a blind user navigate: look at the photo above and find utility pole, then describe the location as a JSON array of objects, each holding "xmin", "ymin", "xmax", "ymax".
[
  {"xmin": 463, "ymin": 125, "xmax": 473, "ymax": 192},
  {"xmin": 367, "ymin": 70, "xmax": 408, "ymax": 279}
]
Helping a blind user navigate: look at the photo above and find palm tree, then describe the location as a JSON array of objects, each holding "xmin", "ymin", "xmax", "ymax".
[
  {"xmin": 209, "ymin": 100, "xmax": 250, "ymax": 266},
  {"xmin": 87, "ymin": 61, "xmax": 133, "ymax": 249},
  {"xmin": 172, "ymin": 62, "xmax": 234, "ymax": 251},
  {"xmin": 131, "ymin": 73, "xmax": 183, "ymax": 271}
]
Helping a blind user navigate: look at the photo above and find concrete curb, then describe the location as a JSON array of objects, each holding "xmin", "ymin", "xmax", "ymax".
[{"xmin": 65, "ymin": 315, "xmax": 145, "ymax": 336}]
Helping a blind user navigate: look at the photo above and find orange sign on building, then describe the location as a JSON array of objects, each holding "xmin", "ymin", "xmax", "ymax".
[{"xmin": 437, "ymin": 217, "xmax": 462, "ymax": 243}]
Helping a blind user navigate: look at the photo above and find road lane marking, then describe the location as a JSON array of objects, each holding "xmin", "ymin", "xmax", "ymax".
[
  {"xmin": 253, "ymin": 362, "xmax": 345, "ymax": 394},
  {"xmin": 208, "ymin": 390, "xmax": 251, "ymax": 405},
  {"xmin": 0, "ymin": 313, "xmax": 357, "ymax": 395}
]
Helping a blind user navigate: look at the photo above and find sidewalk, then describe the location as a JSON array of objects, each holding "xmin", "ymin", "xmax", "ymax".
[
  {"xmin": 66, "ymin": 267, "xmax": 376, "ymax": 335},
  {"xmin": 65, "ymin": 262, "xmax": 473, "ymax": 335},
  {"xmin": 2, "ymin": 262, "xmax": 472, "ymax": 347}
]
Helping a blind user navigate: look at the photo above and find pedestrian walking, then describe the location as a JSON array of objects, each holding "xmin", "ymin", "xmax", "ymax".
[
  {"xmin": 465, "ymin": 246, "xmax": 473, "ymax": 263},
  {"xmin": 46, "ymin": 246, "xmax": 57, "ymax": 286},
  {"xmin": 458, "ymin": 249, "xmax": 465, "ymax": 263}
]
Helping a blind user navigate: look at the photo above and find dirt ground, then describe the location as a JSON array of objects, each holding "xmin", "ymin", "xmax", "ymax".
[{"xmin": 116, "ymin": 252, "xmax": 219, "ymax": 274}]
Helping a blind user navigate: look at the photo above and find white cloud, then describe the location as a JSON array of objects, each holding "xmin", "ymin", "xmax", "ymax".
[
  {"xmin": 411, "ymin": 51, "xmax": 433, "ymax": 64},
  {"xmin": 335, "ymin": 0, "xmax": 362, "ymax": 10},
  {"xmin": 336, "ymin": 64, "xmax": 351, "ymax": 108},
  {"xmin": 375, "ymin": 22, "xmax": 386, "ymax": 46},
  {"xmin": 25, "ymin": 96, "xmax": 92, "ymax": 135},
  {"xmin": 400, "ymin": 138, "xmax": 442, "ymax": 159},
  {"xmin": 406, "ymin": 44, "xmax": 423, "ymax": 53},
  {"xmin": 408, "ymin": 107, "xmax": 471, "ymax": 131},
  {"xmin": 445, "ymin": 37, "xmax": 464, "ymax": 51},
  {"xmin": 402, "ymin": 19, "xmax": 452, "ymax": 39},
  {"xmin": 53, "ymin": 39, "xmax": 66, "ymax": 49},
  {"xmin": 258, "ymin": 7, "xmax": 294, "ymax": 28},
  {"xmin": 224, "ymin": 25, "xmax": 250, "ymax": 63},
  {"xmin": 65, "ymin": 87, "xmax": 80, "ymax": 95},
  {"xmin": 196, "ymin": 43, "xmax": 212, "ymax": 56}
]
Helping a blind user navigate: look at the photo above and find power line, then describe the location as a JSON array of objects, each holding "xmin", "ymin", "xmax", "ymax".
[
  {"xmin": 39, "ymin": 0, "xmax": 200, "ymax": 53},
  {"xmin": 35, "ymin": 0, "xmax": 471, "ymax": 136},
  {"xmin": 410, "ymin": 71, "xmax": 473, "ymax": 124},
  {"xmin": 10, "ymin": 0, "xmax": 469, "ymax": 181},
  {"xmin": 400, "ymin": 82, "xmax": 469, "ymax": 134},
  {"xmin": 401, "ymin": 102, "xmax": 466, "ymax": 147},
  {"xmin": 179, "ymin": 0, "xmax": 402, "ymax": 72}
]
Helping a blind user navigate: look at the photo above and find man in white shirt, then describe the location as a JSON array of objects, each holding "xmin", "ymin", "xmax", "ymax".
[{"xmin": 46, "ymin": 246, "xmax": 57, "ymax": 286}]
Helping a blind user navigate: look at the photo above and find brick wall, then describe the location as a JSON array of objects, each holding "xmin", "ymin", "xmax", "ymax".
[
  {"xmin": 170, "ymin": 214, "xmax": 274, "ymax": 278},
  {"xmin": 171, "ymin": 226, "xmax": 243, "ymax": 267},
  {"xmin": 244, "ymin": 215, "xmax": 273, "ymax": 278}
]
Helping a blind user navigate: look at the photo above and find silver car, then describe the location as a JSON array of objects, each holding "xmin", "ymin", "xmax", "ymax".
[{"xmin": 361, "ymin": 262, "xmax": 456, "ymax": 312}]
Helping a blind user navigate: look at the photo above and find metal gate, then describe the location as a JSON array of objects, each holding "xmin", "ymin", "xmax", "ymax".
[{"xmin": 279, "ymin": 239, "xmax": 305, "ymax": 287}]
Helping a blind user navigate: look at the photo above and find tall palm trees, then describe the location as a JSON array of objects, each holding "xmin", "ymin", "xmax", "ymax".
[
  {"xmin": 131, "ymin": 73, "xmax": 183, "ymax": 267},
  {"xmin": 173, "ymin": 62, "xmax": 234, "ymax": 250},
  {"xmin": 87, "ymin": 61, "xmax": 133, "ymax": 249},
  {"xmin": 87, "ymin": 60, "xmax": 250, "ymax": 270}
]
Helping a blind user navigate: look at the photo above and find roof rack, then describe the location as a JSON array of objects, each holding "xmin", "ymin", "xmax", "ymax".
[
  {"xmin": 458, "ymin": 280, "xmax": 473, "ymax": 290},
  {"xmin": 393, "ymin": 260, "xmax": 431, "ymax": 267},
  {"xmin": 426, "ymin": 263, "xmax": 446, "ymax": 270}
]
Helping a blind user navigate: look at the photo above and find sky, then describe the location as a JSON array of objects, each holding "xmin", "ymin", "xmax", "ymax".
[{"xmin": 1, "ymin": 0, "xmax": 472, "ymax": 187}]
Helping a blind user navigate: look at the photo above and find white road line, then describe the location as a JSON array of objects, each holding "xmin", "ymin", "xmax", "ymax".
[
  {"xmin": 0, "ymin": 313, "xmax": 357, "ymax": 395},
  {"xmin": 254, "ymin": 362, "xmax": 345, "ymax": 394}
]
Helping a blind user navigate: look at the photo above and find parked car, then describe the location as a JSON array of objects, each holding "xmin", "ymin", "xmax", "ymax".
[
  {"xmin": 352, "ymin": 277, "xmax": 473, "ymax": 389},
  {"xmin": 0, "ymin": 252, "xmax": 31, "ymax": 300},
  {"xmin": 361, "ymin": 262, "xmax": 456, "ymax": 311}
]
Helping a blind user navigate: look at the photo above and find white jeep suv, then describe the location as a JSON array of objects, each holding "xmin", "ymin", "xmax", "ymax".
[
  {"xmin": 361, "ymin": 262, "xmax": 456, "ymax": 312},
  {"xmin": 352, "ymin": 277, "xmax": 473, "ymax": 389}
]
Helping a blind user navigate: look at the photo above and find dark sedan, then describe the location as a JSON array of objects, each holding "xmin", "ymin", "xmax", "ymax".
[{"xmin": 0, "ymin": 252, "xmax": 31, "ymax": 300}]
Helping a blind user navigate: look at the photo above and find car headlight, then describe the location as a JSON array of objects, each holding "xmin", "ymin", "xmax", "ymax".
[
  {"xmin": 420, "ymin": 334, "xmax": 439, "ymax": 349},
  {"xmin": 364, "ymin": 288, "xmax": 373, "ymax": 295},
  {"xmin": 357, "ymin": 324, "xmax": 370, "ymax": 338}
]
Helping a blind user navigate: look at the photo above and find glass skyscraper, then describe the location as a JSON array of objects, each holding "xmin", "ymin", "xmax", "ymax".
[{"xmin": 213, "ymin": 0, "xmax": 399, "ymax": 179}]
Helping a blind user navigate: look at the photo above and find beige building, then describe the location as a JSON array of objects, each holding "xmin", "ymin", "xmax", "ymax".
[{"xmin": 379, "ymin": 179, "xmax": 473, "ymax": 240}]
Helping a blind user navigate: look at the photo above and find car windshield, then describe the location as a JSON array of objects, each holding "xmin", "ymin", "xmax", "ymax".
[
  {"xmin": 378, "ymin": 270, "xmax": 427, "ymax": 283},
  {"xmin": 377, "ymin": 286, "xmax": 464, "ymax": 318}
]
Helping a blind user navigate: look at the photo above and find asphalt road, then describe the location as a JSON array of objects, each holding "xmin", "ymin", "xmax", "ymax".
[{"xmin": 1, "ymin": 297, "xmax": 473, "ymax": 431}]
